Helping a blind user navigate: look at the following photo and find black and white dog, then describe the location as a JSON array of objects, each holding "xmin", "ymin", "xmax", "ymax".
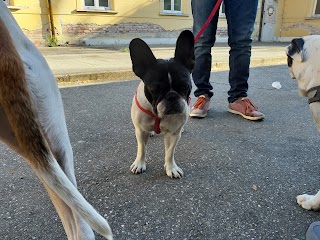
[
  {"xmin": 286, "ymin": 35, "xmax": 320, "ymax": 211},
  {"xmin": 129, "ymin": 30, "xmax": 194, "ymax": 178}
]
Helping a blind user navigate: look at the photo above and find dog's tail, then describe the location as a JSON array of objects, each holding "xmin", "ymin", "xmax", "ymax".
[{"xmin": 0, "ymin": 19, "xmax": 113, "ymax": 239}]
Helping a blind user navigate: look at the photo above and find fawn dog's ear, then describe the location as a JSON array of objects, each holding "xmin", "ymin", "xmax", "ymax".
[
  {"xmin": 129, "ymin": 38, "xmax": 157, "ymax": 80},
  {"xmin": 174, "ymin": 30, "xmax": 195, "ymax": 72}
]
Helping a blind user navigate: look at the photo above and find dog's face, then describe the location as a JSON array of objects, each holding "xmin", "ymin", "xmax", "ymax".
[
  {"xmin": 286, "ymin": 38, "xmax": 304, "ymax": 79},
  {"xmin": 285, "ymin": 36, "xmax": 320, "ymax": 96},
  {"xmin": 286, "ymin": 35, "xmax": 320, "ymax": 129},
  {"xmin": 129, "ymin": 30, "xmax": 194, "ymax": 118}
]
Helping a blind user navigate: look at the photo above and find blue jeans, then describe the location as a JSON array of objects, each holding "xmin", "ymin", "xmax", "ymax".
[{"xmin": 191, "ymin": 0, "xmax": 258, "ymax": 103}]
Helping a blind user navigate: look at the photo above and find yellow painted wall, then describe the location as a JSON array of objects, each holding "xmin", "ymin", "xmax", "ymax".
[
  {"xmin": 8, "ymin": 0, "xmax": 262, "ymax": 45},
  {"xmin": 50, "ymin": 0, "xmax": 194, "ymax": 44},
  {"xmin": 8, "ymin": 0, "xmax": 48, "ymax": 31},
  {"xmin": 275, "ymin": 0, "xmax": 320, "ymax": 40},
  {"xmin": 50, "ymin": 0, "xmax": 192, "ymax": 28},
  {"xmin": 8, "ymin": 0, "xmax": 50, "ymax": 45}
]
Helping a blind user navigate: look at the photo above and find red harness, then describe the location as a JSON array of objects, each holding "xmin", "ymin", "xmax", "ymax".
[{"xmin": 134, "ymin": 91, "xmax": 191, "ymax": 135}]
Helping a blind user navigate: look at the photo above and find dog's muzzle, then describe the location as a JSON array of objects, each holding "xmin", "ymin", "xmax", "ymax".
[{"xmin": 307, "ymin": 86, "xmax": 320, "ymax": 104}]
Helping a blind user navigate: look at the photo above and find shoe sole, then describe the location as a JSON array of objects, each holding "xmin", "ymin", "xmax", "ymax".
[
  {"xmin": 189, "ymin": 112, "xmax": 207, "ymax": 118},
  {"xmin": 306, "ymin": 221, "xmax": 320, "ymax": 240},
  {"xmin": 228, "ymin": 108, "xmax": 264, "ymax": 121}
]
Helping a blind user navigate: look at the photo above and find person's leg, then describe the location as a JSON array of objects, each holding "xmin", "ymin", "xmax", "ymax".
[
  {"xmin": 190, "ymin": 0, "xmax": 220, "ymax": 118},
  {"xmin": 224, "ymin": 0, "xmax": 257, "ymax": 102},
  {"xmin": 225, "ymin": 0, "xmax": 264, "ymax": 120},
  {"xmin": 191, "ymin": 0, "xmax": 220, "ymax": 98}
]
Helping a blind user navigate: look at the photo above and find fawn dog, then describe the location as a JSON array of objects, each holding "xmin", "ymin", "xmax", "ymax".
[{"xmin": 0, "ymin": 2, "xmax": 112, "ymax": 239}]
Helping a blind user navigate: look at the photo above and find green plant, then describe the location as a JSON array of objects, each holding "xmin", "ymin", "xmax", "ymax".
[
  {"xmin": 46, "ymin": 35, "xmax": 58, "ymax": 47},
  {"xmin": 120, "ymin": 47, "xmax": 129, "ymax": 52}
]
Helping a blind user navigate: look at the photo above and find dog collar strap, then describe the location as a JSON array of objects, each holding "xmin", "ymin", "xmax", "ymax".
[
  {"xmin": 307, "ymin": 86, "xmax": 320, "ymax": 104},
  {"xmin": 134, "ymin": 92, "xmax": 161, "ymax": 134}
]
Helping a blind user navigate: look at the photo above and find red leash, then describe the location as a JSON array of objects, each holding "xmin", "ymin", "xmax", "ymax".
[{"xmin": 194, "ymin": 0, "xmax": 223, "ymax": 43}]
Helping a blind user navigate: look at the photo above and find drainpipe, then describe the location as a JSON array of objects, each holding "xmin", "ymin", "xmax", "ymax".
[
  {"xmin": 47, "ymin": 0, "xmax": 55, "ymax": 38},
  {"xmin": 258, "ymin": 0, "xmax": 265, "ymax": 41}
]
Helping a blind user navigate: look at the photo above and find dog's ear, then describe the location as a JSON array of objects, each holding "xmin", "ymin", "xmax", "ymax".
[
  {"xmin": 129, "ymin": 38, "xmax": 157, "ymax": 79},
  {"xmin": 174, "ymin": 30, "xmax": 195, "ymax": 72},
  {"xmin": 287, "ymin": 38, "xmax": 305, "ymax": 62}
]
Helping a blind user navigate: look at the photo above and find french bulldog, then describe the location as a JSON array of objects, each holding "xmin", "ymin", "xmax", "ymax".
[
  {"xmin": 286, "ymin": 35, "xmax": 320, "ymax": 211},
  {"xmin": 129, "ymin": 30, "xmax": 194, "ymax": 178}
]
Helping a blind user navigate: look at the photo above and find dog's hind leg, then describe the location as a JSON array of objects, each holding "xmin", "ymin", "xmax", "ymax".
[
  {"xmin": 1, "ymin": 111, "xmax": 108, "ymax": 239},
  {"xmin": 43, "ymin": 179, "xmax": 94, "ymax": 240},
  {"xmin": 50, "ymin": 139, "xmax": 95, "ymax": 240},
  {"xmin": 0, "ymin": 112, "xmax": 91, "ymax": 239}
]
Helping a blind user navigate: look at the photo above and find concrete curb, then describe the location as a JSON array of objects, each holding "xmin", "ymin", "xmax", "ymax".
[
  {"xmin": 56, "ymin": 70, "xmax": 137, "ymax": 84},
  {"xmin": 55, "ymin": 57, "xmax": 287, "ymax": 85},
  {"xmin": 211, "ymin": 57, "xmax": 287, "ymax": 71}
]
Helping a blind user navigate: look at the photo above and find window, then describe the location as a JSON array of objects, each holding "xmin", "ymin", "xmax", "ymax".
[
  {"xmin": 163, "ymin": 0, "xmax": 182, "ymax": 13},
  {"xmin": 315, "ymin": 0, "xmax": 320, "ymax": 14},
  {"xmin": 3, "ymin": 0, "xmax": 9, "ymax": 5},
  {"xmin": 84, "ymin": 0, "xmax": 109, "ymax": 10}
]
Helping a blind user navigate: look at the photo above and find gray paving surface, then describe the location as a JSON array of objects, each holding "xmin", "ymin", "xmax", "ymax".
[
  {"xmin": 1, "ymin": 64, "xmax": 319, "ymax": 240},
  {"xmin": 37, "ymin": 42, "xmax": 288, "ymax": 84}
]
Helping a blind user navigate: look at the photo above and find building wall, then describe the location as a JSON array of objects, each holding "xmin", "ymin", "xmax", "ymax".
[
  {"xmin": 7, "ymin": 0, "xmax": 263, "ymax": 46},
  {"xmin": 7, "ymin": 0, "xmax": 51, "ymax": 46},
  {"xmin": 274, "ymin": 0, "xmax": 320, "ymax": 41},
  {"xmin": 50, "ymin": 0, "xmax": 195, "ymax": 45}
]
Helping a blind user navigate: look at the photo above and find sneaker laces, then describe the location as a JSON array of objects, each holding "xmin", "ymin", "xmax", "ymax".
[
  {"xmin": 241, "ymin": 98, "xmax": 258, "ymax": 112},
  {"xmin": 193, "ymin": 95, "xmax": 208, "ymax": 109}
]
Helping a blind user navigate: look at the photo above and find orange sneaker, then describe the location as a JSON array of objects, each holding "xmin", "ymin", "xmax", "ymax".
[
  {"xmin": 189, "ymin": 95, "xmax": 211, "ymax": 118},
  {"xmin": 228, "ymin": 97, "xmax": 264, "ymax": 121}
]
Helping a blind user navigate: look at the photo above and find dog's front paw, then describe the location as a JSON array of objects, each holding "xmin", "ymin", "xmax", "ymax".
[
  {"xmin": 130, "ymin": 160, "xmax": 146, "ymax": 174},
  {"xmin": 165, "ymin": 164, "xmax": 184, "ymax": 178},
  {"xmin": 297, "ymin": 194, "xmax": 320, "ymax": 210}
]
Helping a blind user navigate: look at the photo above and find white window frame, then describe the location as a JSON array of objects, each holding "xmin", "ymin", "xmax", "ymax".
[
  {"xmin": 84, "ymin": 0, "xmax": 110, "ymax": 10},
  {"xmin": 163, "ymin": 0, "xmax": 182, "ymax": 14},
  {"xmin": 3, "ymin": 0, "xmax": 9, "ymax": 5}
]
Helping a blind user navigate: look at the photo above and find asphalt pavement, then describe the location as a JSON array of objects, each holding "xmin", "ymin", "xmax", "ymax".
[{"xmin": 1, "ymin": 43, "xmax": 319, "ymax": 240}]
